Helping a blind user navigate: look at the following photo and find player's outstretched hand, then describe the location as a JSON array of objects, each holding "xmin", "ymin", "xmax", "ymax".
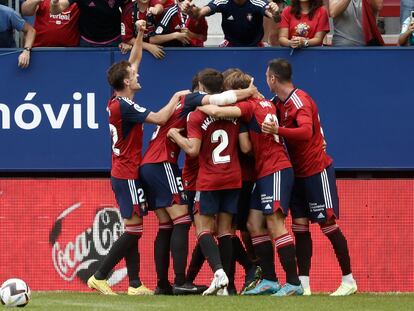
[
  {"xmin": 247, "ymin": 77, "xmax": 258, "ymax": 97},
  {"xmin": 262, "ymin": 121, "xmax": 278, "ymax": 135}
]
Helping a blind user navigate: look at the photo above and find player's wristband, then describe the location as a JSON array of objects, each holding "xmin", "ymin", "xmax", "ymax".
[{"xmin": 23, "ymin": 47, "xmax": 31, "ymax": 52}]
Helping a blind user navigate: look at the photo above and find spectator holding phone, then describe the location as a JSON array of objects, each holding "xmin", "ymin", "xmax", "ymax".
[{"xmin": 398, "ymin": 10, "xmax": 414, "ymax": 46}]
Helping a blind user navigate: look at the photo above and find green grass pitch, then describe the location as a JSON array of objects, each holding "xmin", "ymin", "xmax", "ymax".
[{"xmin": 26, "ymin": 292, "xmax": 414, "ymax": 311}]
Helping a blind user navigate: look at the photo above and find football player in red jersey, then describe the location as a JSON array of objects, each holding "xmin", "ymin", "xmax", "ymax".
[
  {"xmin": 87, "ymin": 20, "xmax": 188, "ymax": 296},
  {"xmin": 140, "ymin": 69, "xmax": 256, "ymax": 295},
  {"xmin": 198, "ymin": 71, "xmax": 303, "ymax": 296},
  {"xmin": 167, "ymin": 103, "xmax": 243, "ymax": 296},
  {"xmin": 262, "ymin": 58, "xmax": 357, "ymax": 296}
]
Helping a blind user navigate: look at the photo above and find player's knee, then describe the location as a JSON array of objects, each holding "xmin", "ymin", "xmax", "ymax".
[
  {"xmin": 167, "ymin": 204, "xmax": 189, "ymax": 219},
  {"xmin": 124, "ymin": 223, "xmax": 143, "ymax": 237},
  {"xmin": 292, "ymin": 223, "xmax": 310, "ymax": 234},
  {"xmin": 246, "ymin": 219, "xmax": 263, "ymax": 236},
  {"xmin": 319, "ymin": 220, "xmax": 339, "ymax": 236},
  {"xmin": 123, "ymin": 213, "xmax": 142, "ymax": 225}
]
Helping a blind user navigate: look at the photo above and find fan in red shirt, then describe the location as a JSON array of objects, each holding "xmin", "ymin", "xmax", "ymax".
[
  {"xmin": 21, "ymin": 0, "xmax": 80, "ymax": 47},
  {"xmin": 263, "ymin": 58, "xmax": 357, "ymax": 296},
  {"xmin": 278, "ymin": 0, "xmax": 329, "ymax": 48}
]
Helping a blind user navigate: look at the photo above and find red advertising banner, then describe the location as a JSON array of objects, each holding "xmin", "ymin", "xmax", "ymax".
[{"xmin": 0, "ymin": 179, "xmax": 413, "ymax": 292}]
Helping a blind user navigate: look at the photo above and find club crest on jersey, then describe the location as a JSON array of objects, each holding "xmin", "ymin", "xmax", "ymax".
[{"xmin": 246, "ymin": 13, "xmax": 253, "ymax": 22}]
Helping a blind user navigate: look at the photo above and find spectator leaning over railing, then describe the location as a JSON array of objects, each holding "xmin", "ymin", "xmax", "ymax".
[
  {"xmin": 328, "ymin": 0, "xmax": 384, "ymax": 46},
  {"xmin": 279, "ymin": 0, "xmax": 329, "ymax": 48},
  {"xmin": 398, "ymin": 13, "xmax": 414, "ymax": 46},
  {"xmin": 182, "ymin": 0, "xmax": 280, "ymax": 47},
  {"xmin": 21, "ymin": 0, "xmax": 80, "ymax": 47},
  {"xmin": 120, "ymin": 0, "xmax": 166, "ymax": 58},
  {"xmin": 0, "ymin": 4, "xmax": 36, "ymax": 68},
  {"xmin": 50, "ymin": 0, "xmax": 127, "ymax": 47}
]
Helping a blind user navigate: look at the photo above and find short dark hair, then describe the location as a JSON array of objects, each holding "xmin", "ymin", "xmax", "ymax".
[
  {"xmin": 191, "ymin": 74, "xmax": 199, "ymax": 92},
  {"xmin": 267, "ymin": 58, "xmax": 292, "ymax": 83},
  {"xmin": 197, "ymin": 68, "xmax": 223, "ymax": 94},
  {"xmin": 223, "ymin": 71, "xmax": 251, "ymax": 90},
  {"xmin": 107, "ymin": 60, "xmax": 131, "ymax": 91}
]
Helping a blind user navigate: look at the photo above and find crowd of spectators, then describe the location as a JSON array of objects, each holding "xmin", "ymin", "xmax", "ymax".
[{"xmin": 1, "ymin": 0, "xmax": 413, "ymax": 68}]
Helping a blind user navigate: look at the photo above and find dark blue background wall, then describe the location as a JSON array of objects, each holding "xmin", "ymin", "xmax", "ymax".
[{"xmin": 0, "ymin": 47, "xmax": 413, "ymax": 171}]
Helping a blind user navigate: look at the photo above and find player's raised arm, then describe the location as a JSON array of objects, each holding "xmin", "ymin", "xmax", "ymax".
[
  {"xmin": 145, "ymin": 90, "xmax": 191, "ymax": 125},
  {"xmin": 167, "ymin": 128, "xmax": 201, "ymax": 157},
  {"xmin": 129, "ymin": 20, "xmax": 146, "ymax": 73}
]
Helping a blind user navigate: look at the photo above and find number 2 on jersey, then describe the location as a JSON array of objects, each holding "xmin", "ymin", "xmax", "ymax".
[{"xmin": 211, "ymin": 129, "xmax": 230, "ymax": 164}]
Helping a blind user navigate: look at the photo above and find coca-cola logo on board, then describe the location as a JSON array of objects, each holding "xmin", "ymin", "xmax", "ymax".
[{"xmin": 49, "ymin": 203, "xmax": 126, "ymax": 284}]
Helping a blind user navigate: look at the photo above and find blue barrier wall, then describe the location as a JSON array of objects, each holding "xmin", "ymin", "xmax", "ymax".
[{"xmin": 1, "ymin": 47, "xmax": 413, "ymax": 171}]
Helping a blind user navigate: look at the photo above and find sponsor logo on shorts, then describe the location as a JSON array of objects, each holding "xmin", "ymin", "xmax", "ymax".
[{"xmin": 309, "ymin": 202, "xmax": 325, "ymax": 213}]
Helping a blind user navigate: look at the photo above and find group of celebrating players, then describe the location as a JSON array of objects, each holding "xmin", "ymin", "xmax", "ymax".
[{"xmin": 86, "ymin": 20, "xmax": 358, "ymax": 297}]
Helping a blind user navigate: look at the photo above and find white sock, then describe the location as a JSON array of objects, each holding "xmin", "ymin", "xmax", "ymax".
[
  {"xmin": 299, "ymin": 276, "xmax": 310, "ymax": 289},
  {"xmin": 342, "ymin": 273, "xmax": 355, "ymax": 285}
]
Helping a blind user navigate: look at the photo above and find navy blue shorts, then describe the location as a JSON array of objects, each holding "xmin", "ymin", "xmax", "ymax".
[
  {"xmin": 110, "ymin": 177, "xmax": 148, "ymax": 219},
  {"xmin": 234, "ymin": 181, "xmax": 254, "ymax": 231},
  {"xmin": 250, "ymin": 168, "xmax": 294, "ymax": 216},
  {"xmin": 290, "ymin": 165, "xmax": 339, "ymax": 223},
  {"xmin": 194, "ymin": 189, "xmax": 240, "ymax": 216},
  {"xmin": 139, "ymin": 162, "xmax": 186, "ymax": 210}
]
